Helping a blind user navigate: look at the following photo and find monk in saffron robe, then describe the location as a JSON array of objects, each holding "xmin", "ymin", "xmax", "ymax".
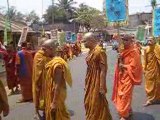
[
  {"xmin": 112, "ymin": 34, "xmax": 142, "ymax": 120},
  {"xmin": 143, "ymin": 37, "xmax": 160, "ymax": 106},
  {"xmin": 44, "ymin": 39, "xmax": 72, "ymax": 120},
  {"xmin": 4, "ymin": 43, "xmax": 19, "ymax": 95},
  {"xmin": 0, "ymin": 80, "xmax": 9, "ymax": 120},
  {"xmin": 32, "ymin": 47, "xmax": 52, "ymax": 119},
  {"xmin": 16, "ymin": 42, "xmax": 33, "ymax": 102},
  {"xmin": 83, "ymin": 33, "xmax": 112, "ymax": 120}
]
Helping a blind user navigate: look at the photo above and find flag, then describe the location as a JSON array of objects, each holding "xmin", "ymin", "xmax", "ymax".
[
  {"xmin": 105, "ymin": 0, "xmax": 128, "ymax": 26},
  {"xmin": 153, "ymin": 7, "xmax": 160, "ymax": 37},
  {"xmin": 136, "ymin": 26, "xmax": 146, "ymax": 42}
]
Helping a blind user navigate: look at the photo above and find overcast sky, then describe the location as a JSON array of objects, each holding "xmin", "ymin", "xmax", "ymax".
[{"xmin": 0, "ymin": 0, "xmax": 158, "ymax": 17}]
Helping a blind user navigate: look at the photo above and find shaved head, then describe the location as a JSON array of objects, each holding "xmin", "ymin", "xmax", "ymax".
[
  {"xmin": 83, "ymin": 32, "xmax": 99, "ymax": 49},
  {"xmin": 83, "ymin": 32, "xmax": 98, "ymax": 42},
  {"xmin": 42, "ymin": 39, "xmax": 58, "ymax": 49}
]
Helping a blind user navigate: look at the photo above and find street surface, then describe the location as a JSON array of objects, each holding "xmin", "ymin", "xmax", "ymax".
[{"xmin": 1, "ymin": 47, "xmax": 160, "ymax": 120}]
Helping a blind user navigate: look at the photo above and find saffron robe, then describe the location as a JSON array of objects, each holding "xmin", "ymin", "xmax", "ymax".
[
  {"xmin": 84, "ymin": 45, "xmax": 112, "ymax": 120},
  {"xmin": 45, "ymin": 57, "xmax": 72, "ymax": 120}
]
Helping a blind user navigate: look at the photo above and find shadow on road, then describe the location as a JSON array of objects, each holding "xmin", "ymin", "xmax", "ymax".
[{"xmin": 133, "ymin": 112, "xmax": 155, "ymax": 120}]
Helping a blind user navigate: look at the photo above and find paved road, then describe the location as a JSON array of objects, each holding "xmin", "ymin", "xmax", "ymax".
[{"xmin": 2, "ymin": 47, "xmax": 160, "ymax": 120}]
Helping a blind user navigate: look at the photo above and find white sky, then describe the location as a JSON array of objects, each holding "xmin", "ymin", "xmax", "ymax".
[{"xmin": 0, "ymin": 0, "xmax": 158, "ymax": 17}]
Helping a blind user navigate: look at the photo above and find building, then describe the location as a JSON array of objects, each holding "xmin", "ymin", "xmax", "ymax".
[{"xmin": 128, "ymin": 12, "xmax": 152, "ymax": 28}]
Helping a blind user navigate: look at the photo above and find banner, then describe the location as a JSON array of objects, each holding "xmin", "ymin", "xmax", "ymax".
[
  {"xmin": 50, "ymin": 29, "xmax": 58, "ymax": 41},
  {"xmin": 105, "ymin": 0, "xmax": 128, "ymax": 24},
  {"xmin": 153, "ymin": 7, "xmax": 160, "ymax": 37},
  {"xmin": 65, "ymin": 31, "xmax": 72, "ymax": 41},
  {"xmin": 71, "ymin": 33, "xmax": 77, "ymax": 42},
  {"xmin": 136, "ymin": 26, "xmax": 146, "ymax": 42},
  {"xmin": 18, "ymin": 27, "xmax": 28, "ymax": 47},
  {"xmin": 58, "ymin": 32, "xmax": 66, "ymax": 46}
]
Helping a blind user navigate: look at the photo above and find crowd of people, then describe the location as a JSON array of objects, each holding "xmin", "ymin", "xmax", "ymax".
[{"xmin": 0, "ymin": 32, "xmax": 160, "ymax": 120}]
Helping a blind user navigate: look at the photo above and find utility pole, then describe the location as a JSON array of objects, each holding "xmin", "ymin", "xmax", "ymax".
[
  {"xmin": 52, "ymin": 0, "xmax": 54, "ymax": 25},
  {"xmin": 6, "ymin": 0, "xmax": 13, "ymax": 45}
]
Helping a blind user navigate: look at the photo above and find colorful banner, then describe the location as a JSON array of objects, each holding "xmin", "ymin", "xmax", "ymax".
[
  {"xmin": 65, "ymin": 31, "xmax": 72, "ymax": 41},
  {"xmin": 153, "ymin": 7, "xmax": 160, "ymax": 37},
  {"xmin": 71, "ymin": 33, "xmax": 77, "ymax": 42},
  {"xmin": 105, "ymin": 0, "xmax": 128, "ymax": 23},
  {"xmin": 18, "ymin": 27, "xmax": 28, "ymax": 47},
  {"xmin": 136, "ymin": 26, "xmax": 146, "ymax": 41}
]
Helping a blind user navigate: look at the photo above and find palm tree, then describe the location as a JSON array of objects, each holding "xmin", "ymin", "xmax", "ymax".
[
  {"xmin": 151, "ymin": 0, "xmax": 157, "ymax": 9},
  {"xmin": 56, "ymin": 0, "xmax": 77, "ymax": 19}
]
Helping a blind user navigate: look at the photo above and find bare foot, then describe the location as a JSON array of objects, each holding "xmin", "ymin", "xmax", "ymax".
[
  {"xmin": 143, "ymin": 101, "xmax": 152, "ymax": 107},
  {"xmin": 8, "ymin": 91, "xmax": 15, "ymax": 96}
]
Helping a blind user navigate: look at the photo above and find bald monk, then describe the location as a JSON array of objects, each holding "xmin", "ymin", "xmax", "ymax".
[
  {"xmin": 0, "ymin": 80, "xmax": 9, "ymax": 120},
  {"xmin": 112, "ymin": 34, "xmax": 142, "ymax": 120},
  {"xmin": 143, "ymin": 37, "xmax": 160, "ymax": 106},
  {"xmin": 44, "ymin": 39, "xmax": 72, "ymax": 120},
  {"xmin": 83, "ymin": 33, "xmax": 112, "ymax": 120},
  {"xmin": 32, "ymin": 42, "xmax": 52, "ymax": 118}
]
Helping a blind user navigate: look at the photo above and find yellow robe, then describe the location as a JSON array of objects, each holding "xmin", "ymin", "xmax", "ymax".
[
  {"xmin": 32, "ymin": 50, "xmax": 51, "ymax": 110},
  {"xmin": 45, "ymin": 57, "xmax": 72, "ymax": 120},
  {"xmin": 84, "ymin": 45, "xmax": 112, "ymax": 120},
  {"xmin": 0, "ymin": 80, "xmax": 9, "ymax": 117},
  {"xmin": 144, "ymin": 44, "xmax": 160, "ymax": 102}
]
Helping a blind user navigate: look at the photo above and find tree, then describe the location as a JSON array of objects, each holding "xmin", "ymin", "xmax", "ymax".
[
  {"xmin": 15, "ymin": 12, "xmax": 25, "ymax": 21},
  {"xmin": 75, "ymin": 4, "xmax": 102, "ymax": 31},
  {"xmin": 56, "ymin": 0, "xmax": 77, "ymax": 19},
  {"xmin": 90, "ymin": 14, "xmax": 107, "ymax": 31},
  {"xmin": 151, "ymin": 0, "xmax": 157, "ymax": 9},
  {"xmin": 43, "ymin": 5, "xmax": 67, "ymax": 24},
  {"xmin": 25, "ymin": 11, "xmax": 40, "ymax": 24},
  {"xmin": 7, "ymin": 6, "xmax": 17, "ymax": 20}
]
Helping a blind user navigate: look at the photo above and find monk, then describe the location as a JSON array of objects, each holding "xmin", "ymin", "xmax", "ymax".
[
  {"xmin": 27, "ymin": 42, "xmax": 36, "ymax": 57},
  {"xmin": 44, "ymin": 39, "xmax": 72, "ymax": 120},
  {"xmin": 143, "ymin": 37, "xmax": 160, "ymax": 106},
  {"xmin": 4, "ymin": 43, "xmax": 19, "ymax": 95},
  {"xmin": 32, "ymin": 42, "xmax": 52, "ymax": 119},
  {"xmin": 112, "ymin": 34, "xmax": 142, "ymax": 120},
  {"xmin": 16, "ymin": 42, "xmax": 33, "ymax": 102},
  {"xmin": 83, "ymin": 32, "xmax": 112, "ymax": 120},
  {"xmin": 0, "ymin": 80, "xmax": 9, "ymax": 120}
]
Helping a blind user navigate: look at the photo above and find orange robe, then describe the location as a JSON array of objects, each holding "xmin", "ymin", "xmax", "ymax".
[
  {"xmin": 32, "ymin": 50, "xmax": 51, "ymax": 110},
  {"xmin": 143, "ymin": 45, "xmax": 160, "ymax": 102},
  {"xmin": 16, "ymin": 48, "xmax": 33, "ymax": 101},
  {"xmin": 45, "ymin": 57, "xmax": 72, "ymax": 120},
  {"xmin": 112, "ymin": 46, "xmax": 142, "ymax": 118},
  {"xmin": 84, "ymin": 45, "xmax": 112, "ymax": 120},
  {"xmin": 0, "ymin": 80, "xmax": 9, "ymax": 119}
]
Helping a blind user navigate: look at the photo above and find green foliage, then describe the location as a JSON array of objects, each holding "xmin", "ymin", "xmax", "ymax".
[
  {"xmin": 75, "ymin": 4, "xmax": 106, "ymax": 31},
  {"xmin": 25, "ymin": 11, "xmax": 40, "ymax": 24},
  {"xmin": 43, "ymin": 5, "xmax": 67, "ymax": 24},
  {"xmin": 151, "ymin": 0, "xmax": 157, "ymax": 9}
]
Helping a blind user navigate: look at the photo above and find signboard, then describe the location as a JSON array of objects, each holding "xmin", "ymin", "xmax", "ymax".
[
  {"xmin": 105, "ymin": 0, "xmax": 128, "ymax": 23},
  {"xmin": 50, "ymin": 29, "xmax": 58, "ymax": 41},
  {"xmin": 71, "ymin": 33, "xmax": 77, "ymax": 42},
  {"xmin": 66, "ymin": 31, "xmax": 72, "ymax": 41},
  {"xmin": 136, "ymin": 26, "xmax": 146, "ymax": 41},
  {"xmin": 18, "ymin": 27, "xmax": 28, "ymax": 47},
  {"xmin": 153, "ymin": 7, "xmax": 160, "ymax": 37}
]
